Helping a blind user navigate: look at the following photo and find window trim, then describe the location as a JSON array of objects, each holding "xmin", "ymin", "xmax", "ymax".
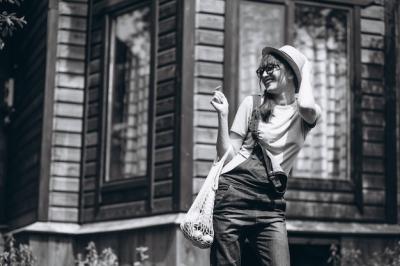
[
  {"xmin": 97, "ymin": 0, "xmax": 156, "ymax": 207},
  {"xmin": 224, "ymin": 0, "xmax": 366, "ymax": 210}
]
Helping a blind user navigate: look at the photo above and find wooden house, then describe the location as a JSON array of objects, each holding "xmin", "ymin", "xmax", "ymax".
[{"xmin": 0, "ymin": 0, "xmax": 399, "ymax": 265}]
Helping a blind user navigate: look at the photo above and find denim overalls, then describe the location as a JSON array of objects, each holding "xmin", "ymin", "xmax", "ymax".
[{"xmin": 211, "ymin": 96, "xmax": 290, "ymax": 266}]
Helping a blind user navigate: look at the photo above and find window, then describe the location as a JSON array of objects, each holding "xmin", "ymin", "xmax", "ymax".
[
  {"xmin": 105, "ymin": 4, "xmax": 152, "ymax": 182},
  {"xmin": 292, "ymin": 4, "xmax": 352, "ymax": 179},
  {"xmin": 238, "ymin": 1, "xmax": 285, "ymax": 102},
  {"xmin": 227, "ymin": 0, "xmax": 359, "ymax": 181}
]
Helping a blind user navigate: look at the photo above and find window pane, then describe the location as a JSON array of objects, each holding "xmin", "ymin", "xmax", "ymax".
[
  {"xmin": 238, "ymin": 1, "xmax": 285, "ymax": 104},
  {"xmin": 107, "ymin": 6, "xmax": 151, "ymax": 181},
  {"xmin": 292, "ymin": 4, "xmax": 351, "ymax": 179}
]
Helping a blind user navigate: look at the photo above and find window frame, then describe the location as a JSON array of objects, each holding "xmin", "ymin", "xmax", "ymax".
[
  {"xmin": 97, "ymin": 0, "xmax": 156, "ymax": 206},
  {"xmin": 224, "ymin": 0, "xmax": 369, "ymax": 210}
]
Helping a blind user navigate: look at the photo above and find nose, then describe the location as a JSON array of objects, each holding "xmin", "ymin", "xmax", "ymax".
[{"xmin": 262, "ymin": 70, "xmax": 269, "ymax": 77}]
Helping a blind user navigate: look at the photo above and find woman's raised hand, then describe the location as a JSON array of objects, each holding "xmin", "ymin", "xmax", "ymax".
[{"xmin": 210, "ymin": 87, "xmax": 229, "ymax": 117}]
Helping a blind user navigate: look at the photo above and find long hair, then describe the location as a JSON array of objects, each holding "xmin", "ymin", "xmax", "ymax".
[{"xmin": 256, "ymin": 54, "xmax": 297, "ymax": 122}]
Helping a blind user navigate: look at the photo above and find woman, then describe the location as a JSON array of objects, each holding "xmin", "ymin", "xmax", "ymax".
[{"xmin": 210, "ymin": 45, "xmax": 321, "ymax": 266}]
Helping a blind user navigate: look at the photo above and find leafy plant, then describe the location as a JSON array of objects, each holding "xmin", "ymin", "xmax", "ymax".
[
  {"xmin": 0, "ymin": 0, "xmax": 26, "ymax": 49},
  {"xmin": 133, "ymin": 246, "xmax": 150, "ymax": 266},
  {"xmin": 0, "ymin": 234, "xmax": 36, "ymax": 266},
  {"xmin": 327, "ymin": 241, "xmax": 400, "ymax": 266},
  {"xmin": 75, "ymin": 241, "xmax": 118, "ymax": 266}
]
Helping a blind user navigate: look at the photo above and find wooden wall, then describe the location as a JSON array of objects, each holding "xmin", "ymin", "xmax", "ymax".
[
  {"xmin": 82, "ymin": 0, "xmax": 179, "ymax": 222},
  {"xmin": 5, "ymin": 0, "xmax": 49, "ymax": 228},
  {"xmin": 47, "ymin": 0, "xmax": 88, "ymax": 223},
  {"xmin": 192, "ymin": 0, "xmax": 225, "ymax": 195},
  {"xmin": 192, "ymin": 0, "xmax": 392, "ymax": 223}
]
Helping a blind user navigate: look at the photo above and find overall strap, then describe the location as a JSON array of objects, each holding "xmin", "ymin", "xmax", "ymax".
[
  {"xmin": 249, "ymin": 95, "xmax": 261, "ymax": 141},
  {"xmin": 249, "ymin": 95, "xmax": 274, "ymax": 175}
]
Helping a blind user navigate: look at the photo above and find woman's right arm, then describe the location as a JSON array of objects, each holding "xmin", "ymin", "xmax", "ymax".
[{"xmin": 210, "ymin": 90, "xmax": 243, "ymax": 160}]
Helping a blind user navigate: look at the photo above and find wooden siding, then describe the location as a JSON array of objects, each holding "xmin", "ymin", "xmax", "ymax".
[
  {"xmin": 44, "ymin": 0, "xmax": 88, "ymax": 223},
  {"xmin": 192, "ymin": 0, "xmax": 225, "ymax": 182},
  {"xmin": 5, "ymin": 0, "xmax": 49, "ymax": 228},
  {"xmin": 82, "ymin": 0, "xmax": 178, "ymax": 222},
  {"xmin": 192, "ymin": 0, "xmax": 389, "ymax": 223}
]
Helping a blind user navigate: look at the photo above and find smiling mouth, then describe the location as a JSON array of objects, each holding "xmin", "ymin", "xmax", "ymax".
[{"xmin": 262, "ymin": 77, "xmax": 273, "ymax": 86}]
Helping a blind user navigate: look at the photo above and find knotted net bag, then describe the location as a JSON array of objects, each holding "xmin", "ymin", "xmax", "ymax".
[{"xmin": 180, "ymin": 148, "xmax": 231, "ymax": 249}]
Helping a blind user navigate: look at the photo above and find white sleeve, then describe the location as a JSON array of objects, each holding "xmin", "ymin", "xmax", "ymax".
[{"xmin": 230, "ymin": 96, "xmax": 253, "ymax": 137}]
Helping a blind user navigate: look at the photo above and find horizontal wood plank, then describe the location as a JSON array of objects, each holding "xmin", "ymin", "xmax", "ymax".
[
  {"xmin": 361, "ymin": 19, "xmax": 385, "ymax": 35},
  {"xmin": 195, "ymin": 46, "xmax": 224, "ymax": 62},
  {"xmin": 195, "ymin": 30, "xmax": 224, "ymax": 46},
  {"xmin": 155, "ymin": 147, "xmax": 174, "ymax": 163},
  {"xmin": 159, "ymin": 17, "xmax": 176, "ymax": 34},
  {"xmin": 194, "ymin": 127, "xmax": 217, "ymax": 143},
  {"xmin": 57, "ymin": 73, "xmax": 85, "ymax": 89},
  {"xmin": 196, "ymin": 0, "xmax": 225, "ymax": 14},
  {"xmin": 83, "ymin": 201, "xmax": 147, "ymax": 222},
  {"xmin": 361, "ymin": 80, "xmax": 384, "ymax": 94},
  {"xmin": 196, "ymin": 14, "xmax": 224, "ymax": 30},
  {"xmin": 50, "ymin": 192, "xmax": 79, "ymax": 207},
  {"xmin": 155, "ymin": 163, "xmax": 173, "ymax": 181},
  {"xmin": 55, "ymin": 88, "xmax": 84, "ymax": 103},
  {"xmin": 51, "ymin": 162, "xmax": 80, "ymax": 177},
  {"xmin": 50, "ymin": 177, "xmax": 80, "ymax": 192},
  {"xmin": 57, "ymin": 30, "xmax": 86, "ymax": 46},
  {"xmin": 194, "ymin": 78, "xmax": 222, "ymax": 93},
  {"xmin": 52, "ymin": 147, "xmax": 82, "ymax": 162},
  {"xmin": 58, "ymin": 16, "xmax": 87, "ymax": 31},
  {"xmin": 159, "ymin": 0, "xmax": 176, "ymax": 19},
  {"xmin": 361, "ymin": 49, "xmax": 384, "ymax": 65},
  {"xmin": 49, "ymin": 207, "xmax": 79, "ymax": 222},
  {"xmin": 195, "ymin": 62, "xmax": 223, "ymax": 78},
  {"xmin": 59, "ymin": 2, "xmax": 88, "ymax": 16},
  {"xmin": 194, "ymin": 111, "xmax": 218, "ymax": 127},
  {"xmin": 360, "ymin": 5, "xmax": 384, "ymax": 19},
  {"xmin": 193, "ymin": 144, "xmax": 216, "ymax": 160},
  {"xmin": 361, "ymin": 34, "xmax": 384, "ymax": 49},
  {"xmin": 54, "ymin": 103, "xmax": 84, "ymax": 118},
  {"xmin": 54, "ymin": 117, "xmax": 83, "ymax": 132},
  {"xmin": 53, "ymin": 132, "xmax": 82, "ymax": 147},
  {"xmin": 286, "ymin": 201, "xmax": 385, "ymax": 222},
  {"xmin": 57, "ymin": 44, "xmax": 85, "ymax": 60}
]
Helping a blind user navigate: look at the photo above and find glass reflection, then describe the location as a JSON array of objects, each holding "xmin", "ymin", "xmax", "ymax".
[
  {"xmin": 292, "ymin": 4, "xmax": 350, "ymax": 179},
  {"xmin": 239, "ymin": 1, "xmax": 285, "ymax": 104},
  {"xmin": 107, "ymin": 6, "xmax": 151, "ymax": 181}
]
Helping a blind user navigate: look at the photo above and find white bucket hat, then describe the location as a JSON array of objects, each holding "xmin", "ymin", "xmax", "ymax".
[{"xmin": 261, "ymin": 45, "xmax": 305, "ymax": 93}]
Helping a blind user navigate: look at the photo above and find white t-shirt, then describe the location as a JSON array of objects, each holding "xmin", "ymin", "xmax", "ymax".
[{"xmin": 221, "ymin": 95, "xmax": 321, "ymax": 175}]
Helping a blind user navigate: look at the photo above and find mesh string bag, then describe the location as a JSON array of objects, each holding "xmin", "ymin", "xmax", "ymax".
[{"xmin": 180, "ymin": 147, "xmax": 231, "ymax": 249}]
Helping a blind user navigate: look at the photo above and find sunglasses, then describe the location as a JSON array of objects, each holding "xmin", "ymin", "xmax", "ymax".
[{"xmin": 256, "ymin": 64, "xmax": 281, "ymax": 78}]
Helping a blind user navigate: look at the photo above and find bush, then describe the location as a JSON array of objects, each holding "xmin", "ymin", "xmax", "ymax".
[
  {"xmin": 75, "ymin": 242, "xmax": 118, "ymax": 266},
  {"xmin": 0, "ymin": 234, "xmax": 36, "ymax": 266},
  {"xmin": 0, "ymin": 0, "xmax": 27, "ymax": 49},
  {"xmin": 327, "ymin": 242, "xmax": 400, "ymax": 266}
]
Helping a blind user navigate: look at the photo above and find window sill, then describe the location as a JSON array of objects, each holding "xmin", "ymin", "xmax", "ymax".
[{"xmin": 102, "ymin": 177, "xmax": 147, "ymax": 192}]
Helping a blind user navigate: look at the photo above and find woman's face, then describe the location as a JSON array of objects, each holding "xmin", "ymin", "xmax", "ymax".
[{"xmin": 257, "ymin": 55, "xmax": 291, "ymax": 95}]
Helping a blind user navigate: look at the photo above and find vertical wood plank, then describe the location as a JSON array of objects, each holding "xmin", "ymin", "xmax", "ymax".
[
  {"xmin": 80, "ymin": 0, "xmax": 93, "ymax": 224},
  {"xmin": 383, "ymin": 0, "xmax": 398, "ymax": 223},
  {"xmin": 352, "ymin": 6, "xmax": 364, "ymax": 213},
  {"xmin": 147, "ymin": 0, "xmax": 158, "ymax": 212},
  {"xmin": 174, "ymin": 0, "xmax": 195, "ymax": 211},
  {"xmin": 224, "ymin": 0, "xmax": 239, "ymax": 126},
  {"xmin": 38, "ymin": 3, "xmax": 59, "ymax": 221}
]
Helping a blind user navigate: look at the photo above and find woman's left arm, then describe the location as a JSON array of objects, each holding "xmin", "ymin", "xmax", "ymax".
[{"xmin": 297, "ymin": 59, "xmax": 319, "ymax": 124}]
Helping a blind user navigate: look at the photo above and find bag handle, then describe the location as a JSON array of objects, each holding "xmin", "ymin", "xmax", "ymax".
[{"xmin": 212, "ymin": 146, "xmax": 232, "ymax": 190}]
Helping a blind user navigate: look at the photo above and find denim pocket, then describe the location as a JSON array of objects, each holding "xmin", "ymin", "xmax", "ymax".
[{"xmin": 214, "ymin": 183, "xmax": 231, "ymax": 209}]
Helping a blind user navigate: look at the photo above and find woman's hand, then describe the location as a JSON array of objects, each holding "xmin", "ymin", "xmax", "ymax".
[{"xmin": 210, "ymin": 89, "xmax": 229, "ymax": 117}]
